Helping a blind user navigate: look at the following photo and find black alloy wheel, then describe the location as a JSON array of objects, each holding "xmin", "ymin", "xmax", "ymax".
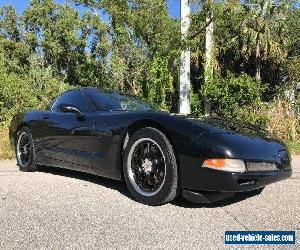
[
  {"xmin": 16, "ymin": 127, "xmax": 38, "ymax": 172},
  {"xmin": 123, "ymin": 127, "xmax": 178, "ymax": 206}
]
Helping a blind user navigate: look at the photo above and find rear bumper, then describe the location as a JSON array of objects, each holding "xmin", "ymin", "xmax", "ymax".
[{"xmin": 182, "ymin": 168, "xmax": 292, "ymax": 192}]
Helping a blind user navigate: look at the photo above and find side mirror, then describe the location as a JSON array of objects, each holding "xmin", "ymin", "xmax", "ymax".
[{"xmin": 58, "ymin": 103, "xmax": 85, "ymax": 120}]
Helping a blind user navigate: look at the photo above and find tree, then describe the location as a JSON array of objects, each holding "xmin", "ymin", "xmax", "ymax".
[
  {"xmin": 0, "ymin": 5, "xmax": 31, "ymax": 70},
  {"xmin": 179, "ymin": 0, "xmax": 191, "ymax": 114},
  {"xmin": 287, "ymin": 7, "xmax": 300, "ymax": 57},
  {"xmin": 22, "ymin": 0, "xmax": 109, "ymax": 86},
  {"xmin": 74, "ymin": 0, "xmax": 180, "ymax": 109},
  {"xmin": 0, "ymin": 5, "xmax": 20, "ymax": 41},
  {"xmin": 240, "ymin": 0, "xmax": 289, "ymax": 81}
]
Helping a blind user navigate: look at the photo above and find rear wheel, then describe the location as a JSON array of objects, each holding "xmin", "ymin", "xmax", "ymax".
[
  {"xmin": 123, "ymin": 127, "xmax": 178, "ymax": 206},
  {"xmin": 15, "ymin": 127, "xmax": 38, "ymax": 172}
]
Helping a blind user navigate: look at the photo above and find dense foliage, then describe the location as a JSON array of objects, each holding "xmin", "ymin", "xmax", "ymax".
[
  {"xmin": 0, "ymin": 0, "xmax": 300, "ymax": 157},
  {"xmin": 203, "ymin": 72, "xmax": 268, "ymax": 126}
]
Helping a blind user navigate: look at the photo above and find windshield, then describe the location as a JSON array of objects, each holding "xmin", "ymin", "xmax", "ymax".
[{"xmin": 87, "ymin": 90, "xmax": 155, "ymax": 112}]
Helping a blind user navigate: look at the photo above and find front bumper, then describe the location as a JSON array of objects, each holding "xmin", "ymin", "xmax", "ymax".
[
  {"xmin": 181, "ymin": 169, "xmax": 292, "ymax": 203},
  {"xmin": 181, "ymin": 150, "xmax": 292, "ymax": 192},
  {"xmin": 178, "ymin": 129, "xmax": 292, "ymax": 200},
  {"xmin": 182, "ymin": 167, "xmax": 292, "ymax": 192}
]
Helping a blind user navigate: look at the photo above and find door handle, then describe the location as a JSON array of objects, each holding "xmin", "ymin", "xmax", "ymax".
[{"xmin": 42, "ymin": 115, "xmax": 49, "ymax": 120}]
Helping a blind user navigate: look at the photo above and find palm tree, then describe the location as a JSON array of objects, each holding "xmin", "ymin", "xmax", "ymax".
[
  {"xmin": 241, "ymin": 0, "xmax": 289, "ymax": 81},
  {"xmin": 188, "ymin": 0, "xmax": 215, "ymax": 115}
]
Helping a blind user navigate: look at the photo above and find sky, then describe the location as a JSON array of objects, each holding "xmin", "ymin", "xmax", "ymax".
[{"xmin": 0, "ymin": 0, "xmax": 181, "ymax": 17}]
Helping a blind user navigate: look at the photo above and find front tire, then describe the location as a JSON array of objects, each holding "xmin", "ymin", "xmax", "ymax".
[
  {"xmin": 15, "ymin": 127, "xmax": 38, "ymax": 172},
  {"xmin": 123, "ymin": 127, "xmax": 178, "ymax": 206}
]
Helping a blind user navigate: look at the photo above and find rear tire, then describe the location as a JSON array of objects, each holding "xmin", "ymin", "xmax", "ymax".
[
  {"xmin": 15, "ymin": 127, "xmax": 38, "ymax": 172},
  {"xmin": 123, "ymin": 127, "xmax": 178, "ymax": 206}
]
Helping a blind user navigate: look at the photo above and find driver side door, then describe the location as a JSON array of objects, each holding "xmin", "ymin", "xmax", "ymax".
[{"xmin": 36, "ymin": 90, "xmax": 96, "ymax": 172}]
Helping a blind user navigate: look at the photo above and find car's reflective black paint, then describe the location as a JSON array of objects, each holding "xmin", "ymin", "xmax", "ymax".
[{"xmin": 9, "ymin": 87, "xmax": 292, "ymax": 203}]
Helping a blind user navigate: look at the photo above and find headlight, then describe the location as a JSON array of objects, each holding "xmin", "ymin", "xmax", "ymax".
[{"xmin": 203, "ymin": 158, "xmax": 246, "ymax": 173}]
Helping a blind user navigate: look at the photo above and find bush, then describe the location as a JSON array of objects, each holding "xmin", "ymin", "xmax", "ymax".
[
  {"xmin": 0, "ymin": 53, "xmax": 69, "ymax": 127},
  {"xmin": 146, "ymin": 52, "xmax": 174, "ymax": 110},
  {"xmin": 284, "ymin": 56, "xmax": 300, "ymax": 83},
  {"xmin": 266, "ymin": 99, "xmax": 298, "ymax": 142},
  {"xmin": 190, "ymin": 87, "xmax": 202, "ymax": 117},
  {"xmin": 0, "ymin": 67, "xmax": 38, "ymax": 126},
  {"xmin": 202, "ymin": 72, "xmax": 268, "ymax": 127}
]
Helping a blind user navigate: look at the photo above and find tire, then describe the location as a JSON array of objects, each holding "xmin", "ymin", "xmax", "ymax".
[
  {"xmin": 15, "ymin": 127, "xmax": 38, "ymax": 172},
  {"xmin": 123, "ymin": 127, "xmax": 178, "ymax": 206}
]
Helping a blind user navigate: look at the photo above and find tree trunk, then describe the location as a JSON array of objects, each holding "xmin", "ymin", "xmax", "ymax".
[
  {"xmin": 255, "ymin": 35, "xmax": 261, "ymax": 82},
  {"xmin": 204, "ymin": 3, "xmax": 213, "ymax": 116},
  {"xmin": 179, "ymin": 0, "xmax": 191, "ymax": 115}
]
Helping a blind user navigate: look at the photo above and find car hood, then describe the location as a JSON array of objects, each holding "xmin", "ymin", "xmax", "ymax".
[
  {"xmin": 171, "ymin": 115, "xmax": 290, "ymax": 165},
  {"xmin": 176, "ymin": 115, "xmax": 272, "ymax": 139}
]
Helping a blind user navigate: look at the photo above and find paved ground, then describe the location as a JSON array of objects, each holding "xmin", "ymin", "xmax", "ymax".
[{"xmin": 0, "ymin": 157, "xmax": 299, "ymax": 250}]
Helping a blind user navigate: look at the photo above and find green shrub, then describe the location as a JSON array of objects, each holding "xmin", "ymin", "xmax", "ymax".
[
  {"xmin": 203, "ymin": 72, "xmax": 268, "ymax": 127},
  {"xmin": 284, "ymin": 56, "xmax": 300, "ymax": 83},
  {"xmin": 190, "ymin": 87, "xmax": 202, "ymax": 117},
  {"xmin": 0, "ymin": 67, "xmax": 38, "ymax": 126},
  {"xmin": 0, "ymin": 53, "xmax": 70, "ymax": 127},
  {"xmin": 266, "ymin": 99, "xmax": 298, "ymax": 142},
  {"xmin": 146, "ymin": 52, "xmax": 174, "ymax": 110}
]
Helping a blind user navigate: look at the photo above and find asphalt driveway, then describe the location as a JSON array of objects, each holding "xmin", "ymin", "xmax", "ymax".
[{"xmin": 0, "ymin": 157, "xmax": 299, "ymax": 249}]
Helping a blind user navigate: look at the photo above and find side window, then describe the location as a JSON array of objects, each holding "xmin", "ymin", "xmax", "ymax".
[
  {"xmin": 87, "ymin": 92, "xmax": 121, "ymax": 111},
  {"xmin": 53, "ymin": 90, "xmax": 89, "ymax": 113}
]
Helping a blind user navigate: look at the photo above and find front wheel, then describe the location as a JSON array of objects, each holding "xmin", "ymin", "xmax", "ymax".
[
  {"xmin": 15, "ymin": 127, "xmax": 38, "ymax": 172},
  {"xmin": 123, "ymin": 127, "xmax": 179, "ymax": 206}
]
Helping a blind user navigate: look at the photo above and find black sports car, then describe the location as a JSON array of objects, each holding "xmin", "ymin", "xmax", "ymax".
[{"xmin": 9, "ymin": 87, "xmax": 292, "ymax": 205}]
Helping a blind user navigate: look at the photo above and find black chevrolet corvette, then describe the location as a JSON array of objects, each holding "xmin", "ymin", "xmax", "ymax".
[{"xmin": 9, "ymin": 87, "xmax": 292, "ymax": 205}]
